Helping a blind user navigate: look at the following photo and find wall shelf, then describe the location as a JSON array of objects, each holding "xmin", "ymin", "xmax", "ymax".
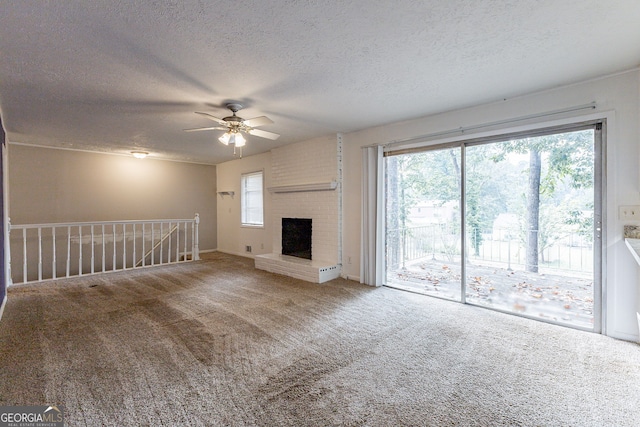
[
  {"xmin": 218, "ymin": 191, "xmax": 235, "ymax": 198},
  {"xmin": 268, "ymin": 181, "xmax": 337, "ymax": 193}
]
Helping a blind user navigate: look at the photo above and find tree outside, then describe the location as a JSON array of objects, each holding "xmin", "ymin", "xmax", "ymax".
[{"xmin": 385, "ymin": 129, "xmax": 595, "ymax": 328}]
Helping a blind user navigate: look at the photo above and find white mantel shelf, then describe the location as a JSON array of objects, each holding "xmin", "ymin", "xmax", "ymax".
[
  {"xmin": 268, "ymin": 181, "xmax": 337, "ymax": 193},
  {"xmin": 625, "ymin": 238, "xmax": 640, "ymax": 266}
]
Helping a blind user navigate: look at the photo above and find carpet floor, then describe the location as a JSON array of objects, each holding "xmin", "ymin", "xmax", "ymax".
[{"xmin": 0, "ymin": 252, "xmax": 639, "ymax": 426}]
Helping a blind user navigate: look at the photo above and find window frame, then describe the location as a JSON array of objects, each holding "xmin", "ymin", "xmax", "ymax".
[{"xmin": 241, "ymin": 170, "xmax": 264, "ymax": 228}]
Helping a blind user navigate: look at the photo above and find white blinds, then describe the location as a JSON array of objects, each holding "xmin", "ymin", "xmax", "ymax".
[
  {"xmin": 241, "ymin": 171, "xmax": 263, "ymax": 226},
  {"xmin": 360, "ymin": 146, "xmax": 385, "ymax": 286}
]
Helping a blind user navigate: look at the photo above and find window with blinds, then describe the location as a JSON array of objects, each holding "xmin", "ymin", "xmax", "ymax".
[{"xmin": 241, "ymin": 171, "xmax": 264, "ymax": 226}]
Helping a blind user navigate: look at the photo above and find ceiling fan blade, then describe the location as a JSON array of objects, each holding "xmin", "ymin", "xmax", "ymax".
[
  {"xmin": 183, "ymin": 126, "xmax": 227, "ymax": 132},
  {"xmin": 244, "ymin": 116, "xmax": 273, "ymax": 127},
  {"xmin": 194, "ymin": 111, "xmax": 227, "ymax": 125},
  {"xmin": 248, "ymin": 128, "xmax": 280, "ymax": 140}
]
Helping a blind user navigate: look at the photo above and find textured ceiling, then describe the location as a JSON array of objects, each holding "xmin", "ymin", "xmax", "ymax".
[{"xmin": 1, "ymin": 1, "xmax": 639, "ymax": 164}]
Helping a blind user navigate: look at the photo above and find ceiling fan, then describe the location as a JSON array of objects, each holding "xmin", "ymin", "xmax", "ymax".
[{"xmin": 184, "ymin": 103, "xmax": 280, "ymax": 156}]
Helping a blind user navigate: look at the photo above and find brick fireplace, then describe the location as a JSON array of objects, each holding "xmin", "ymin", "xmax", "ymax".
[{"xmin": 254, "ymin": 136, "xmax": 341, "ymax": 283}]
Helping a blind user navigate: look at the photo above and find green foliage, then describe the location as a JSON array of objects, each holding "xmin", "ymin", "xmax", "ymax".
[
  {"xmin": 402, "ymin": 149, "xmax": 459, "ymax": 204},
  {"xmin": 565, "ymin": 203, "xmax": 594, "ymax": 243},
  {"xmin": 493, "ymin": 130, "xmax": 594, "ymax": 194},
  {"xmin": 386, "ymin": 128, "xmax": 595, "ymax": 270}
]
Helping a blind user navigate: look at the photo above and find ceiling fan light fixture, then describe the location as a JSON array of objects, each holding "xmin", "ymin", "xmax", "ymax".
[
  {"xmin": 191, "ymin": 104, "xmax": 279, "ymax": 154},
  {"xmin": 218, "ymin": 132, "xmax": 231, "ymax": 145},
  {"xmin": 233, "ymin": 132, "xmax": 246, "ymax": 147},
  {"xmin": 219, "ymin": 130, "xmax": 246, "ymax": 147}
]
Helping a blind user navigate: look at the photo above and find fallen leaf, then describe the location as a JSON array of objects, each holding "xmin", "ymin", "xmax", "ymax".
[{"xmin": 513, "ymin": 303, "xmax": 526, "ymax": 312}]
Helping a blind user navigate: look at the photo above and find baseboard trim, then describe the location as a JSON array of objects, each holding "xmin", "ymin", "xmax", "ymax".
[
  {"xmin": 608, "ymin": 328, "xmax": 639, "ymax": 343},
  {"xmin": 0, "ymin": 294, "xmax": 7, "ymax": 322},
  {"xmin": 216, "ymin": 249, "xmax": 255, "ymax": 259}
]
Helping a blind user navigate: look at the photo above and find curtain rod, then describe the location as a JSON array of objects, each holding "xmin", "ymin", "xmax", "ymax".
[{"xmin": 366, "ymin": 102, "xmax": 597, "ymax": 149}]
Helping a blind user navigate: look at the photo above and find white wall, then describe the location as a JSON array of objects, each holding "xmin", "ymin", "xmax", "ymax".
[
  {"xmin": 213, "ymin": 70, "xmax": 639, "ymax": 340},
  {"xmin": 216, "ymin": 136, "xmax": 341, "ymax": 263},
  {"xmin": 271, "ymin": 135, "xmax": 339, "ymax": 263},
  {"xmin": 216, "ymin": 152, "xmax": 272, "ymax": 257},
  {"xmin": 341, "ymin": 69, "xmax": 640, "ymax": 341}
]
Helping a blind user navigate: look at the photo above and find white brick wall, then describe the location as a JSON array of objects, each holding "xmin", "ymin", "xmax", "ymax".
[
  {"xmin": 272, "ymin": 137, "xmax": 337, "ymax": 185},
  {"xmin": 255, "ymin": 253, "xmax": 340, "ymax": 283},
  {"xmin": 271, "ymin": 137, "xmax": 339, "ymax": 263}
]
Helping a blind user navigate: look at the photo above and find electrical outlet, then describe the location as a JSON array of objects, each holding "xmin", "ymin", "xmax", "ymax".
[
  {"xmin": 347, "ymin": 256, "xmax": 352, "ymax": 264},
  {"xmin": 619, "ymin": 205, "xmax": 640, "ymax": 220},
  {"xmin": 246, "ymin": 245, "xmax": 252, "ymax": 253}
]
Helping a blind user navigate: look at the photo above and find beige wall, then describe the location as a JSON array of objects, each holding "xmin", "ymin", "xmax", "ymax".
[
  {"xmin": 8, "ymin": 145, "xmax": 217, "ymax": 250},
  {"xmin": 216, "ymin": 151, "xmax": 272, "ymax": 257}
]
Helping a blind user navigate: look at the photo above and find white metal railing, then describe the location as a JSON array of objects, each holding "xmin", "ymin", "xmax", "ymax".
[
  {"xmin": 387, "ymin": 224, "xmax": 592, "ymax": 275},
  {"xmin": 8, "ymin": 213, "xmax": 200, "ymax": 285}
]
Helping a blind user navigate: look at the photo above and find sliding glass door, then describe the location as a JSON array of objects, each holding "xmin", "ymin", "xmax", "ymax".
[
  {"xmin": 384, "ymin": 123, "xmax": 602, "ymax": 331},
  {"xmin": 385, "ymin": 146, "xmax": 462, "ymax": 301}
]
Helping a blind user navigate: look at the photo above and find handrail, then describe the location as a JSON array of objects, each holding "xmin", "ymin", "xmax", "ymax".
[
  {"xmin": 10, "ymin": 218, "xmax": 196, "ymax": 229},
  {"xmin": 8, "ymin": 213, "xmax": 200, "ymax": 285}
]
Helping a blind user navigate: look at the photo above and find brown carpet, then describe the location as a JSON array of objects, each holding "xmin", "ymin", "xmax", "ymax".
[{"xmin": 0, "ymin": 252, "xmax": 639, "ymax": 426}]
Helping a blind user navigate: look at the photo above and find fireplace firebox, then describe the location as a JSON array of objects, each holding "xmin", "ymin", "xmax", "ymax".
[{"xmin": 282, "ymin": 218, "xmax": 312, "ymax": 260}]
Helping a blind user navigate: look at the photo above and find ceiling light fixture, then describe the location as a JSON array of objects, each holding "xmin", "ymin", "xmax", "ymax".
[
  {"xmin": 131, "ymin": 151, "xmax": 149, "ymax": 159},
  {"xmin": 185, "ymin": 103, "xmax": 280, "ymax": 158},
  {"xmin": 218, "ymin": 130, "xmax": 246, "ymax": 147}
]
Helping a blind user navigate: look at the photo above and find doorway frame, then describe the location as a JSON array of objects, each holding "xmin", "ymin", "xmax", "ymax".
[{"xmin": 383, "ymin": 113, "xmax": 608, "ymax": 333}]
